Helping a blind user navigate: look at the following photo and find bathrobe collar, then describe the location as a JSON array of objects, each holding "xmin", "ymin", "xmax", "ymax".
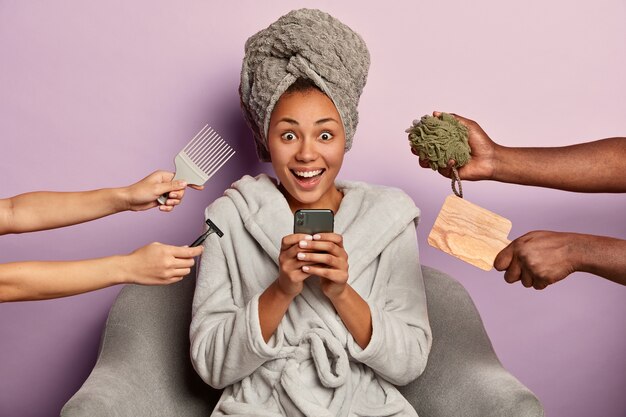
[{"xmin": 224, "ymin": 174, "xmax": 420, "ymax": 278}]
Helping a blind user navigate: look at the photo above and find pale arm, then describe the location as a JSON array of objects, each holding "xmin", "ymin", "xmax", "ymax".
[
  {"xmin": 0, "ymin": 170, "xmax": 202, "ymax": 235},
  {"xmin": 0, "ymin": 243, "xmax": 202, "ymax": 302}
]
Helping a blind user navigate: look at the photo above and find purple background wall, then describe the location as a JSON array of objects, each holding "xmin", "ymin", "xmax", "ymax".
[{"xmin": 1, "ymin": 1, "xmax": 625, "ymax": 416}]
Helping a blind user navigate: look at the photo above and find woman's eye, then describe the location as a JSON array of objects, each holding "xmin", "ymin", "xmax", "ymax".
[
  {"xmin": 320, "ymin": 132, "xmax": 333, "ymax": 141},
  {"xmin": 282, "ymin": 132, "xmax": 297, "ymax": 141}
]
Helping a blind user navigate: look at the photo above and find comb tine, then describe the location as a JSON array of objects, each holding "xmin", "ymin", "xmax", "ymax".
[
  {"xmin": 190, "ymin": 134, "xmax": 225, "ymax": 168},
  {"xmin": 203, "ymin": 145, "xmax": 235, "ymax": 174},
  {"xmin": 199, "ymin": 140, "xmax": 234, "ymax": 172},
  {"xmin": 198, "ymin": 140, "xmax": 228, "ymax": 166},
  {"xmin": 194, "ymin": 134, "xmax": 230, "ymax": 167},
  {"xmin": 205, "ymin": 148, "xmax": 236, "ymax": 179},
  {"xmin": 185, "ymin": 130, "xmax": 214, "ymax": 162},
  {"xmin": 183, "ymin": 125, "xmax": 211, "ymax": 154},
  {"xmin": 178, "ymin": 124, "xmax": 234, "ymax": 177},
  {"xmin": 186, "ymin": 129, "xmax": 219, "ymax": 161}
]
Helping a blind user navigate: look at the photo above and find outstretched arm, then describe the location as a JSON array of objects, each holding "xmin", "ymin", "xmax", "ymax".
[
  {"xmin": 494, "ymin": 231, "xmax": 626, "ymax": 289},
  {"xmin": 414, "ymin": 112, "xmax": 626, "ymax": 193},
  {"xmin": 490, "ymin": 138, "xmax": 626, "ymax": 193},
  {"xmin": 0, "ymin": 170, "xmax": 203, "ymax": 235},
  {"xmin": 0, "ymin": 243, "xmax": 202, "ymax": 302}
]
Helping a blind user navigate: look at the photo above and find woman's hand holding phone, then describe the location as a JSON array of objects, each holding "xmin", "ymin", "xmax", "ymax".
[
  {"xmin": 299, "ymin": 233, "xmax": 349, "ymax": 301},
  {"xmin": 277, "ymin": 232, "xmax": 349, "ymax": 302},
  {"xmin": 277, "ymin": 233, "xmax": 314, "ymax": 298},
  {"xmin": 288, "ymin": 209, "xmax": 349, "ymax": 301}
]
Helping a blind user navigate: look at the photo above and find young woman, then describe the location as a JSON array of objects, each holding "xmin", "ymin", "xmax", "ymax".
[{"xmin": 190, "ymin": 9, "xmax": 431, "ymax": 416}]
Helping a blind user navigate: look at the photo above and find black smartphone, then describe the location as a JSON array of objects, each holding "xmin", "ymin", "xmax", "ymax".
[{"xmin": 293, "ymin": 209, "xmax": 334, "ymax": 235}]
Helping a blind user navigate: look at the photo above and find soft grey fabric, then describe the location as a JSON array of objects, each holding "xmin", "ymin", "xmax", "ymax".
[
  {"xmin": 239, "ymin": 8, "xmax": 370, "ymax": 161},
  {"xmin": 61, "ymin": 270, "xmax": 543, "ymax": 417},
  {"xmin": 61, "ymin": 266, "xmax": 543, "ymax": 417},
  {"xmin": 190, "ymin": 174, "xmax": 431, "ymax": 416},
  {"xmin": 60, "ymin": 273, "xmax": 220, "ymax": 417},
  {"xmin": 399, "ymin": 266, "xmax": 544, "ymax": 417}
]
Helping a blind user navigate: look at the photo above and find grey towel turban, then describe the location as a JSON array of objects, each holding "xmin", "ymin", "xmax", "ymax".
[{"xmin": 239, "ymin": 8, "xmax": 370, "ymax": 162}]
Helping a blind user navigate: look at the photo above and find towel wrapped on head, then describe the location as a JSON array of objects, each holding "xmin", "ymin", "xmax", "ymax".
[{"xmin": 239, "ymin": 8, "xmax": 370, "ymax": 162}]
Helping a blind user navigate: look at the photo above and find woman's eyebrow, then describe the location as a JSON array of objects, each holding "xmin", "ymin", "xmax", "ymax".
[
  {"xmin": 315, "ymin": 118, "xmax": 340, "ymax": 125},
  {"xmin": 277, "ymin": 117, "xmax": 299, "ymax": 125}
]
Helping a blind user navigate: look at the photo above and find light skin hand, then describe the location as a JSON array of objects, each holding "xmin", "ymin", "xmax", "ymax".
[
  {"xmin": 0, "ymin": 243, "xmax": 203, "ymax": 302},
  {"xmin": 0, "ymin": 170, "xmax": 205, "ymax": 235},
  {"xmin": 123, "ymin": 242, "xmax": 203, "ymax": 285},
  {"xmin": 124, "ymin": 170, "xmax": 205, "ymax": 212},
  {"xmin": 413, "ymin": 111, "xmax": 499, "ymax": 182}
]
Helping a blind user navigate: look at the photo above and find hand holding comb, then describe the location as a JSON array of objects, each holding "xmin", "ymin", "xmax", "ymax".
[{"xmin": 157, "ymin": 125, "xmax": 235, "ymax": 204}]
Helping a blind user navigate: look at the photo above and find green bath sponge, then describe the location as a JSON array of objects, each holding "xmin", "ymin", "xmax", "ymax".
[{"xmin": 406, "ymin": 113, "xmax": 471, "ymax": 170}]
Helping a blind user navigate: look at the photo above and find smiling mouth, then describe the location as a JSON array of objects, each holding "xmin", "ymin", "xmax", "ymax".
[{"xmin": 291, "ymin": 169, "xmax": 325, "ymax": 182}]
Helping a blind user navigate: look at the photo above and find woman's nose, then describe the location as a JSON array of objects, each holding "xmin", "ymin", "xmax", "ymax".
[{"xmin": 295, "ymin": 138, "xmax": 318, "ymax": 162}]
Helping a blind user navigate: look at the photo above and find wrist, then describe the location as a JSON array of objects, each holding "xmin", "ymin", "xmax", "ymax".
[
  {"xmin": 489, "ymin": 142, "xmax": 510, "ymax": 182},
  {"xmin": 274, "ymin": 279, "xmax": 299, "ymax": 301},
  {"xmin": 573, "ymin": 234, "xmax": 608, "ymax": 275},
  {"xmin": 326, "ymin": 284, "xmax": 350, "ymax": 304},
  {"xmin": 102, "ymin": 255, "xmax": 130, "ymax": 285},
  {"xmin": 112, "ymin": 186, "xmax": 132, "ymax": 212},
  {"xmin": 113, "ymin": 254, "xmax": 135, "ymax": 284}
]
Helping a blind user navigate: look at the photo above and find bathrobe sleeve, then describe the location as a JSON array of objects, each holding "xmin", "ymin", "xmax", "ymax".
[
  {"xmin": 347, "ymin": 222, "xmax": 432, "ymax": 386},
  {"xmin": 189, "ymin": 203, "xmax": 283, "ymax": 389}
]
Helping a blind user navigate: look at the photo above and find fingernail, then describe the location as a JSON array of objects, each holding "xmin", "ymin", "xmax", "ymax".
[
  {"xmin": 297, "ymin": 253, "xmax": 306, "ymax": 260},
  {"xmin": 302, "ymin": 266, "xmax": 310, "ymax": 272},
  {"xmin": 169, "ymin": 193, "xmax": 177, "ymax": 198},
  {"xmin": 304, "ymin": 235, "xmax": 313, "ymax": 241},
  {"xmin": 176, "ymin": 181, "xmax": 187, "ymax": 187},
  {"xmin": 313, "ymin": 234, "xmax": 321, "ymax": 240},
  {"xmin": 299, "ymin": 240, "xmax": 308, "ymax": 248}
]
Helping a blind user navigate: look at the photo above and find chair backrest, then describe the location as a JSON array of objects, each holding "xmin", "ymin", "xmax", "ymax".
[{"xmin": 62, "ymin": 265, "xmax": 541, "ymax": 417}]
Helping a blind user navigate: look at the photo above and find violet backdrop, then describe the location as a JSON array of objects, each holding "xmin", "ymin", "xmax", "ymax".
[{"xmin": 1, "ymin": 1, "xmax": 625, "ymax": 416}]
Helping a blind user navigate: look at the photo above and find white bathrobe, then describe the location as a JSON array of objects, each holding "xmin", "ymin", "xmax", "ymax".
[{"xmin": 190, "ymin": 174, "xmax": 432, "ymax": 417}]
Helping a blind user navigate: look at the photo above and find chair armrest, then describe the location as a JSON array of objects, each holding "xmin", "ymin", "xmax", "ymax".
[
  {"xmin": 61, "ymin": 273, "xmax": 220, "ymax": 417},
  {"xmin": 397, "ymin": 266, "xmax": 543, "ymax": 417},
  {"xmin": 399, "ymin": 361, "xmax": 543, "ymax": 417}
]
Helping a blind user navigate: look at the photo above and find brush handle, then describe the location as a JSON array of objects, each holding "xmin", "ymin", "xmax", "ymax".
[
  {"xmin": 157, "ymin": 172, "xmax": 183, "ymax": 205},
  {"xmin": 157, "ymin": 193, "xmax": 169, "ymax": 205}
]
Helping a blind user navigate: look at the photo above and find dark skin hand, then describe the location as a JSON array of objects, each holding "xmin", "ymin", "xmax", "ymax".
[{"xmin": 413, "ymin": 112, "xmax": 626, "ymax": 289}]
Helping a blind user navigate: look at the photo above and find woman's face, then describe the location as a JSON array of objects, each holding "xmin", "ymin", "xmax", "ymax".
[{"xmin": 267, "ymin": 88, "xmax": 345, "ymax": 213}]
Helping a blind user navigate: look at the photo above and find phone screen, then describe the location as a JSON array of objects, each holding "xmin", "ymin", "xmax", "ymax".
[{"xmin": 293, "ymin": 209, "xmax": 334, "ymax": 235}]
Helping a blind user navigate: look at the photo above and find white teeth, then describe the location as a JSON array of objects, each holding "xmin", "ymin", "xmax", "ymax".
[{"xmin": 293, "ymin": 169, "xmax": 323, "ymax": 178}]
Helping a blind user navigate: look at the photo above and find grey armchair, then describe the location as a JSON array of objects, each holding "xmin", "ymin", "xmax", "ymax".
[{"xmin": 61, "ymin": 266, "xmax": 543, "ymax": 417}]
